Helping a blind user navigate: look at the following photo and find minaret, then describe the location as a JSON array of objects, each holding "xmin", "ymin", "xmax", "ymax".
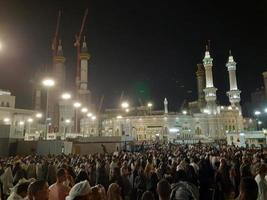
[
  {"xmin": 196, "ymin": 63, "xmax": 206, "ymax": 108},
  {"xmin": 164, "ymin": 98, "xmax": 168, "ymax": 114},
  {"xmin": 226, "ymin": 50, "xmax": 241, "ymax": 107},
  {"xmin": 203, "ymin": 45, "xmax": 217, "ymax": 114},
  {"xmin": 50, "ymin": 40, "xmax": 66, "ymax": 132},
  {"xmin": 262, "ymin": 71, "xmax": 267, "ymax": 100},
  {"xmin": 78, "ymin": 36, "xmax": 91, "ymax": 105}
]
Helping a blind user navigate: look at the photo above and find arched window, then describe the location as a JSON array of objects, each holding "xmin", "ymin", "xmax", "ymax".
[
  {"xmin": 6, "ymin": 102, "xmax": 10, "ymax": 107},
  {"xmin": 1, "ymin": 102, "xmax": 4, "ymax": 107}
]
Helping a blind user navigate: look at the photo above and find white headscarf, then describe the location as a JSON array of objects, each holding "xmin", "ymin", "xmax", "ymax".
[{"xmin": 66, "ymin": 180, "xmax": 91, "ymax": 200}]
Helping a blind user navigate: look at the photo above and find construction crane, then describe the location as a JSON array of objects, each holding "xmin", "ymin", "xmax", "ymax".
[
  {"xmin": 74, "ymin": 8, "xmax": 88, "ymax": 90},
  {"xmin": 52, "ymin": 10, "xmax": 62, "ymax": 59}
]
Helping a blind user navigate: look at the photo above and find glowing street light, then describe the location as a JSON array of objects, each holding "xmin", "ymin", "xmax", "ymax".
[
  {"xmin": 182, "ymin": 110, "xmax": 187, "ymax": 115},
  {"xmin": 87, "ymin": 113, "xmax": 93, "ymax": 117},
  {"xmin": 3, "ymin": 118, "xmax": 10, "ymax": 123},
  {"xmin": 117, "ymin": 115, "xmax": 122, "ymax": 119},
  {"xmin": 125, "ymin": 108, "xmax": 129, "ymax": 113},
  {"xmin": 73, "ymin": 102, "xmax": 81, "ymax": 133},
  {"xmin": 254, "ymin": 110, "xmax": 261, "ymax": 116},
  {"xmin": 65, "ymin": 119, "xmax": 71, "ymax": 124},
  {"xmin": 42, "ymin": 78, "xmax": 55, "ymax": 87},
  {"xmin": 42, "ymin": 78, "xmax": 55, "ymax": 140},
  {"xmin": 61, "ymin": 93, "xmax": 71, "ymax": 100},
  {"xmin": 35, "ymin": 113, "xmax": 42, "ymax": 118},
  {"xmin": 121, "ymin": 102, "xmax": 129, "ymax": 109},
  {"xmin": 147, "ymin": 103, "xmax": 153, "ymax": 108},
  {"xmin": 73, "ymin": 102, "xmax": 81, "ymax": 108},
  {"xmin": 19, "ymin": 121, "xmax": 24, "ymax": 125},
  {"xmin": 81, "ymin": 107, "xmax": 88, "ymax": 113},
  {"xmin": 258, "ymin": 121, "xmax": 262, "ymax": 125},
  {"xmin": 91, "ymin": 116, "xmax": 96, "ymax": 120},
  {"xmin": 27, "ymin": 118, "xmax": 33, "ymax": 123}
]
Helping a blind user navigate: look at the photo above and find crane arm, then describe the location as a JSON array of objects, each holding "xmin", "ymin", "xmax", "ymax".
[{"xmin": 52, "ymin": 10, "xmax": 62, "ymax": 52}]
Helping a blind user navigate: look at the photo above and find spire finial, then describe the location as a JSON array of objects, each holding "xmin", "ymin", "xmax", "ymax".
[
  {"xmin": 83, "ymin": 35, "xmax": 86, "ymax": 42},
  {"xmin": 229, "ymin": 49, "xmax": 232, "ymax": 56}
]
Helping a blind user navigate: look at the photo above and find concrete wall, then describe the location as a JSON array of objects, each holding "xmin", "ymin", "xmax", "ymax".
[
  {"xmin": 16, "ymin": 141, "xmax": 38, "ymax": 156},
  {"xmin": 72, "ymin": 142, "xmax": 121, "ymax": 155},
  {"xmin": 37, "ymin": 140, "xmax": 72, "ymax": 155}
]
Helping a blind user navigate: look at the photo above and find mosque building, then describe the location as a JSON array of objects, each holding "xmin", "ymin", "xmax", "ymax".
[{"xmin": 79, "ymin": 46, "xmax": 245, "ymax": 143}]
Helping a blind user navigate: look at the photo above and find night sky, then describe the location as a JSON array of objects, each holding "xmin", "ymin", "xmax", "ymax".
[{"xmin": 0, "ymin": 0, "xmax": 267, "ymax": 112}]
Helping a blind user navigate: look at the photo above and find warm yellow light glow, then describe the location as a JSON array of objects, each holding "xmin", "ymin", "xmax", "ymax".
[
  {"xmin": 87, "ymin": 113, "xmax": 93, "ymax": 117},
  {"xmin": 147, "ymin": 102, "xmax": 153, "ymax": 107},
  {"xmin": 42, "ymin": 78, "xmax": 55, "ymax": 87},
  {"xmin": 73, "ymin": 102, "xmax": 81, "ymax": 108},
  {"xmin": 121, "ymin": 102, "xmax": 129, "ymax": 108},
  {"xmin": 3, "ymin": 118, "xmax": 10, "ymax": 122},
  {"xmin": 61, "ymin": 93, "xmax": 71, "ymax": 100},
  {"xmin": 81, "ymin": 107, "xmax": 88, "ymax": 113},
  {"xmin": 27, "ymin": 118, "xmax": 33, "ymax": 123},
  {"xmin": 36, "ymin": 113, "xmax": 42, "ymax": 118}
]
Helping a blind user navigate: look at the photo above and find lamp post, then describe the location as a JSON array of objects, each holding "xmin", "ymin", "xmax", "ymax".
[
  {"xmin": 27, "ymin": 118, "xmax": 33, "ymax": 135},
  {"xmin": 73, "ymin": 102, "xmax": 81, "ymax": 134},
  {"xmin": 64, "ymin": 119, "xmax": 71, "ymax": 139},
  {"xmin": 61, "ymin": 92, "xmax": 72, "ymax": 135},
  {"xmin": 147, "ymin": 102, "xmax": 153, "ymax": 115},
  {"xmin": 42, "ymin": 78, "xmax": 55, "ymax": 140}
]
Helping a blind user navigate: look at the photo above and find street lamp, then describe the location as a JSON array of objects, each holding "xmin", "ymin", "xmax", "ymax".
[
  {"xmin": 182, "ymin": 110, "xmax": 187, "ymax": 115},
  {"xmin": 254, "ymin": 110, "xmax": 261, "ymax": 116},
  {"xmin": 61, "ymin": 93, "xmax": 71, "ymax": 100},
  {"xmin": 42, "ymin": 78, "xmax": 55, "ymax": 139},
  {"xmin": 27, "ymin": 118, "xmax": 33, "ymax": 134},
  {"xmin": 73, "ymin": 102, "xmax": 81, "ymax": 133},
  {"xmin": 121, "ymin": 102, "xmax": 129, "ymax": 109},
  {"xmin": 35, "ymin": 113, "xmax": 42, "ymax": 119},
  {"xmin": 3, "ymin": 118, "xmax": 10, "ymax": 123},
  {"xmin": 87, "ymin": 113, "xmax": 93, "ymax": 117},
  {"xmin": 64, "ymin": 119, "xmax": 71, "ymax": 139},
  {"xmin": 91, "ymin": 116, "xmax": 96, "ymax": 120},
  {"xmin": 147, "ymin": 102, "xmax": 153, "ymax": 115},
  {"xmin": 81, "ymin": 107, "xmax": 88, "ymax": 113}
]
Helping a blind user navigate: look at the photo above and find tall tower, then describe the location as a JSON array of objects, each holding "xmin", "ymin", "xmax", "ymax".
[
  {"xmin": 196, "ymin": 63, "xmax": 206, "ymax": 109},
  {"xmin": 164, "ymin": 98, "xmax": 168, "ymax": 114},
  {"xmin": 203, "ymin": 46, "xmax": 217, "ymax": 114},
  {"xmin": 226, "ymin": 50, "xmax": 241, "ymax": 107},
  {"xmin": 78, "ymin": 37, "xmax": 91, "ymax": 105},
  {"xmin": 49, "ymin": 40, "xmax": 66, "ymax": 132},
  {"xmin": 262, "ymin": 71, "xmax": 267, "ymax": 100}
]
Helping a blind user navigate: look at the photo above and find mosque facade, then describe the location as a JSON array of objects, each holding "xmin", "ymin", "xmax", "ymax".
[{"xmin": 79, "ymin": 47, "xmax": 245, "ymax": 142}]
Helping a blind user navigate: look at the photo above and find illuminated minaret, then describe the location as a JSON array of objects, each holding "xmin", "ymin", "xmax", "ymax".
[
  {"xmin": 196, "ymin": 63, "xmax": 206, "ymax": 108},
  {"xmin": 226, "ymin": 50, "xmax": 241, "ymax": 107},
  {"xmin": 50, "ymin": 40, "xmax": 66, "ymax": 131},
  {"xmin": 164, "ymin": 98, "xmax": 168, "ymax": 114},
  {"xmin": 78, "ymin": 36, "xmax": 91, "ymax": 105},
  {"xmin": 203, "ymin": 45, "xmax": 217, "ymax": 114}
]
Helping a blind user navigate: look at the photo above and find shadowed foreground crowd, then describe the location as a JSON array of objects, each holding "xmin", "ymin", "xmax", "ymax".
[{"xmin": 0, "ymin": 143, "xmax": 267, "ymax": 200}]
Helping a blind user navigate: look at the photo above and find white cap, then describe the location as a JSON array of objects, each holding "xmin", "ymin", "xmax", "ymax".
[{"xmin": 66, "ymin": 180, "xmax": 91, "ymax": 200}]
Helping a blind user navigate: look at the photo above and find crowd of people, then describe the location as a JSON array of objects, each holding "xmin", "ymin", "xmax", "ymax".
[{"xmin": 0, "ymin": 143, "xmax": 266, "ymax": 200}]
